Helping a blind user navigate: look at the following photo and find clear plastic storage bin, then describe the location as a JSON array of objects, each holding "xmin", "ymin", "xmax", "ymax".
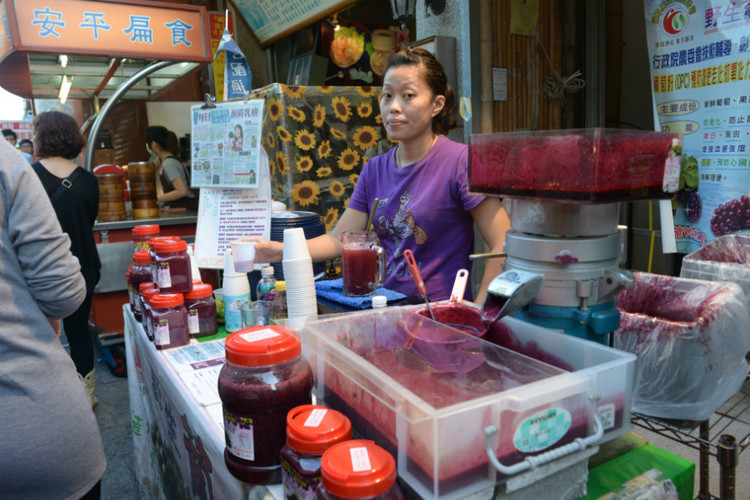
[
  {"xmin": 680, "ymin": 234, "xmax": 750, "ymax": 308},
  {"xmin": 301, "ymin": 306, "xmax": 636, "ymax": 499},
  {"xmin": 468, "ymin": 128, "xmax": 681, "ymax": 203}
]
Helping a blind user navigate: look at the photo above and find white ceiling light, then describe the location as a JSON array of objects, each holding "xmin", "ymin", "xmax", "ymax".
[
  {"xmin": 59, "ymin": 54, "xmax": 68, "ymax": 68},
  {"xmin": 58, "ymin": 75, "xmax": 72, "ymax": 104}
]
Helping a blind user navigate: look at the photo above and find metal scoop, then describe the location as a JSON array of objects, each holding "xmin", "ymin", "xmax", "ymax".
[{"xmin": 481, "ymin": 270, "xmax": 544, "ymax": 327}]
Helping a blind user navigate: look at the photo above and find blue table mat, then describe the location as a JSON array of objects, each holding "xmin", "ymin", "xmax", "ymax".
[{"xmin": 316, "ymin": 278, "xmax": 406, "ymax": 309}]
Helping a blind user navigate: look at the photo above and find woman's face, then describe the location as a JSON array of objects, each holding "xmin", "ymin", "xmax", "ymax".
[
  {"xmin": 234, "ymin": 126, "xmax": 242, "ymax": 139},
  {"xmin": 380, "ymin": 65, "xmax": 444, "ymax": 144}
]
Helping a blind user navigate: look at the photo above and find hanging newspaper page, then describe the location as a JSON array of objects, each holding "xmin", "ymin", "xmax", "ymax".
[
  {"xmin": 194, "ymin": 148, "xmax": 271, "ymax": 269},
  {"xmin": 190, "ymin": 99, "xmax": 264, "ymax": 188},
  {"xmin": 644, "ymin": 0, "xmax": 750, "ymax": 253}
]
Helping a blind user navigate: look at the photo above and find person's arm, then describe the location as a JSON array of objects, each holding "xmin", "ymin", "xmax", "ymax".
[
  {"xmin": 157, "ymin": 176, "xmax": 189, "ymax": 203},
  {"xmin": 249, "ymin": 206, "xmax": 369, "ymax": 263},
  {"xmin": 470, "ymin": 197, "xmax": 511, "ymax": 304},
  {"xmin": 8, "ymin": 154, "xmax": 86, "ymax": 318}
]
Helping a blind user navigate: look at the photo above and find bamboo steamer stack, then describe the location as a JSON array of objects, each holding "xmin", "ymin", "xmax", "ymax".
[
  {"xmin": 96, "ymin": 173, "xmax": 127, "ymax": 221},
  {"xmin": 128, "ymin": 161, "xmax": 160, "ymax": 219}
]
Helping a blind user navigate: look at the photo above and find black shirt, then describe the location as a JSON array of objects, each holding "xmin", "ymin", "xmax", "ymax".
[{"xmin": 32, "ymin": 162, "xmax": 101, "ymax": 291}]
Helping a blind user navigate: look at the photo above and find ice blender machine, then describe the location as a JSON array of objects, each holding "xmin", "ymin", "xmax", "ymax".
[{"xmin": 469, "ymin": 129, "xmax": 682, "ymax": 344}]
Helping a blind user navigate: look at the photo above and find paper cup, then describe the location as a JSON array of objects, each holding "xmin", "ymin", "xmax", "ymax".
[
  {"xmin": 231, "ymin": 240, "xmax": 256, "ymax": 273},
  {"xmin": 283, "ymin": 227, "xmax": 310, "ymax": 260}
]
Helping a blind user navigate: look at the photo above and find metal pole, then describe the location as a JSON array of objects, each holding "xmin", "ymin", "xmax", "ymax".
[
  {"xmin": 718, "ymin": 434, "xmax": 738, "ymax": 500},
  {"xmin": 84, "ymin": 60, "xmax": 179, "ymax": 172}
]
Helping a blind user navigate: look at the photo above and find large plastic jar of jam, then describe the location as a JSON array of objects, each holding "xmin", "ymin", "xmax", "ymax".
[
  {"xmin": 149, "ymin": 293, "xmax": 189, "ymax": 350},
  {"xmin": 139, "ymin": 282, "xmax": 158, "ymax": 341},
  {"xmin": 218, "ymin": 325, "xmax": 314, "ymax": 485},
  {"xmin": 183, "ymin": 283, "xmax": 218, "ymax": 339},
  {"xmin": 152, "ymin": 238, "xmax": 193, "ymax": 294},
  {"xmin": 315, "ymin": 441, "xmax": 403, "ymax": 500},
  {"xmin": 281, "ymin": 406, "xmax": 352, "ymax": 500},
  {"xmin": 148, "ymin": 236, "xmax": 180, "ymax": 282},
  {"xmin": 129, "ymin": 250, "xmax": 153, "ymax": 322},
  {"xmin": 132, "ymin": 224, "xmax": 160, "ymax": 252}
]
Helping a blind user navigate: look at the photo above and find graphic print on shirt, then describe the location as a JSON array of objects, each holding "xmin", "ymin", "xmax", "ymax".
[{"xmin": 376, "ymin": 191, "xmax": 427, "ymax": 276}]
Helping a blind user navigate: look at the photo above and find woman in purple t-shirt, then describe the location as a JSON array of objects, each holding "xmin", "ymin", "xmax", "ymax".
[{"xmin": 252, "ymin": 49, "xmax": 510, "ymax": 302}]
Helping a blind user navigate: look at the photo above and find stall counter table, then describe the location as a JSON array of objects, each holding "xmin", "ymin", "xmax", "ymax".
[{"xmin": 123, "ymin": 305, "xmax": 282, "ymax": 500}]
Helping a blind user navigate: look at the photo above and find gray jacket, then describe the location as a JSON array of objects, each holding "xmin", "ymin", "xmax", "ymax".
[{"xmin": 0, "ymin": 139, "xmax": 106, "ymax": 499}]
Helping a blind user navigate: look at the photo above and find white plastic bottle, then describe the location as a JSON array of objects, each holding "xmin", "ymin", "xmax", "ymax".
[
  {"xmin": 256, "ymin": 266, "xmax": 277, "ymax": 303},
  {"xmin": 222, "ymin": 249, "xmax": 250, "ymax": 333}
]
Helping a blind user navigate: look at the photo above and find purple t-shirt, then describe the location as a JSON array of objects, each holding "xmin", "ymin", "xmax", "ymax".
[{"xmin": 348, "ymin": 135, "xmax": 485, "ymax": 300}]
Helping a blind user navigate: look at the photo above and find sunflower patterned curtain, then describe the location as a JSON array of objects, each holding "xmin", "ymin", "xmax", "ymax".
[{"xmin": 251, "ymin": 83, "xmax": 394, "ymax": 231}]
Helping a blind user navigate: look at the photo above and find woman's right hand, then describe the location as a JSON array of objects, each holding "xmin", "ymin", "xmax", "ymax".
[{"xmin": 237, "ymin": 236, "xmax": 284, "ymax": 263}]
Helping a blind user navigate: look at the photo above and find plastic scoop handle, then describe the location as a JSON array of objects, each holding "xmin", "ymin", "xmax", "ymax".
[
  {"xmin": 403, "ymin": 249, "xmax": 436, "ymax": 321},
  {"xmin": 449, "ymin": 269, "xmax": 469, "ymax": 305}
]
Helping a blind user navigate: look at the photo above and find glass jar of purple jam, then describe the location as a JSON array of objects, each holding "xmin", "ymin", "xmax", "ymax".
[
  {"xmin": 218, "ymin": 325, "xmax": 314, "ymax": 485},
  {"xmin": 132, "ymin": 224, "xmax": 160, "ymax": 252},
  {"xmin": 315, "ymin": 440, "xmax": 403, "ymax": 500},
  {"xmin": 152, "ymin": 238, "xmax": 193, "ymax": 294},
  {"xmin": 184, "ymin": 283, "xmax": 218, "ymax": 339},
  {"xmin": 139, "ymin": 282, "xmax": 158, "ymax": 341},
  {"xmin": 281, "ymin": 406, "xmax": 352, "ymax": 500},
  {"xmin": 129, "ymin": 250, "xmax": 153, "ymax": 322},
  {"xmin": 149, "ymin": 293, "xmax": 189, "ymax": 350},
  {"xmin": 148, "ymin": 236, "xmax": 180, "ymax": 283}
]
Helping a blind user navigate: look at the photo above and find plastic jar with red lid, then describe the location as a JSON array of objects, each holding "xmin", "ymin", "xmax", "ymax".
[
  {"xmin": 150, "ymin": 293, "xmax": 189, "ymax": 349},
  {"xmin": 218, "ymin": 325, "xmax": 314, "ymax": 485},
  {"xmin": 129, "ymin": 250, "xmax": 153, "ymax": 321},
  {"xmin": 184, "ymin": 283, "xmax": 217, "ymax": 338},
  {"xmin": 281, "ymin": 405, "xmax": 352, "ymax": 500},
  {"xmin": 316, "ymin": 440, "xmax": 403, "ymax": 500},
  {"xmin": 152, "ymin": 238, "xmax": 192, "ymax": 294},
  {"xmin": 132, "ymin": 224, "xmax": 160, "ymax": 252},
  {"xmin": 148, "ymin": 236, "xmax": 180, "ymax": 281},
  {"xmin": 139, "ymin": 282, "xmax": 159, "ymax": 341}
]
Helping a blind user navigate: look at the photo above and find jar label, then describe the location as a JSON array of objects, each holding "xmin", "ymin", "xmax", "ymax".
[
  {"xmin": 135, "ymin": 241, "xmax": 149, "ymax": 252},
  {"xmin": 223, "ymin": 408, "xmax": 255, "ymax": 460},
  {"xmin": 134, "ymin": 294, "xmax": 142, "ymax": 313},
  {"xmin": 512, "ymin": 408, "xmax": 571, "ymax": 453},
  {"xmin": 154, "ymin": 320, "xmax": 170, "ymax": 345},
  {"xmin": 304, "ymin": 408, "xmax": 327, "ymax": 428},
  {"xmin": 224, "ymin": 293, "xmax": 249, "ymax": 332},
  {"xmin": 281, "ymin": 456, "xmax": 319, "ymax": 500},
  {"xmin": 188, "ymin": 311, "xmax": 199, "ymax": 334},
  {"xmin": 239, "ymin": 328, "xmax": 280, "ymax": 344},
  {"xmin": 349, "ymin": 447, "xmax": 371, "ymax": 472},
  {"xmin": 158, "ymin": 263, "xmax": 172, "ymax": 288}
]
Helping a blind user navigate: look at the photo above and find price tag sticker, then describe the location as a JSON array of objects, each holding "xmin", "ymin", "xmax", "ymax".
[{"xmin": 350, "ymin": 447, "xmax": 372, "ymax": 472}]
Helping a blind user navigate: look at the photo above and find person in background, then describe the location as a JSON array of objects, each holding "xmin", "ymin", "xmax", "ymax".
[
  {"xmin": 3, "ymin": 128, "xmax": 33, "ymax": 164},
  {"xmin": 0, "ymin": 138, "xmax": 106, "ymax": 499},
  {"xmin": 250, "ymin": 48, "xmax": 510, "ymax": 303},
  {"xmin": 146, "ymin": 125, "xmax": 197, "ymax": 210},
  {"xmin": 30, "ymin": 111, "xmax": 102, "ymax": 408},
  {"xmin": 19, "ymin": 138, "xmax": 34, "ymax": 156}
]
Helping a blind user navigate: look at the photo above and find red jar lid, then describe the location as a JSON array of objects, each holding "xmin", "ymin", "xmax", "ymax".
[
  {"xmin": 140, "ymin": 281, "xmax": 158, "ymax": 296},
  {"xmin": 132, "ymin": 224, "xmax": 160, "ymax": 236},
  {"xmin": 133, "ymin": 250, "xmax": 150, "ymax": 264},
  {"xmin": 150, "ymin": 293, "xmax": 184, "ymax": 308},
  {"xmin": 287, "ymin": 405, "xmax": 352, "ymax": 455},
  {"xmin": 320, "ymin": 440, "xmax": 396, "ymax": 498},
  {"xmin": 148, "ymin": 236, "xmax": 179, "ymax": 245},
  {"xmin": 225, "ymin": 325, "xmax": 302, "ymax": 366},
  {"xmin": 152, "ymin": 238, "xmax": 187, "ymax": 253},
  {"xmin": 184, "ymin": 283, "xmax": 213, "ymax": 299}
]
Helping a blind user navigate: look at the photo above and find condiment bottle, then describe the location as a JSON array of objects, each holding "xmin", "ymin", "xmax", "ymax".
[
  {"xmin": 129, "ymin": 250, "xmax": 153, "ymax": 322},
  {"xmin": 256, "ymin": 266, "xmax": 277, "ymax": 302},
  {"xmin": 152, "ymin": 238, "xmax": 193, "ymax": 294},
  {"xmin": 149, "ymin": 293, "xmax": 189, "ymax": 350},
  {"xmin": 139, "ymin": 282, "xmax": 159, "ymax": 341},
  {"xmin": 316, "ymin": 440, "xmax": 403, "ymax": 500},
  {"xmin": 132, "ymin": 224, "xmax": 160, "ymax": 252},
  {"xmin": 223, "ymin": 248, "xmax": 250, "ymax": 333},
  {"xmin": 281, "ymin": 406, "xmax": 352, "ymax": 500},
  {"xmin": 183, "ymin": 283, "xmax": 218, "ymax": 339},
  {"xmin": 218, "ymin": 325, "xmax": 314, "ymax": 484},
  {"xmin": 271, "ymin": 281, "xmax": 287, "ymax": 321}
]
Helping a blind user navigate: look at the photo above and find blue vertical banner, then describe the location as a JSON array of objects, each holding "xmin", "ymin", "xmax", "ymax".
[
  {"xmin": 643, "ymin": 0, "xmax": 750, "ymax": 253},
  {"xmin": 214, "ymin": 29, "xmax": 252, "ymax": 100}
]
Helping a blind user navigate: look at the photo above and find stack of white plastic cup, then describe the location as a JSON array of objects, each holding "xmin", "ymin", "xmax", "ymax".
[{"xmin": 282, "ymin": 228, "xmax": 318, "ymax": 319}]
